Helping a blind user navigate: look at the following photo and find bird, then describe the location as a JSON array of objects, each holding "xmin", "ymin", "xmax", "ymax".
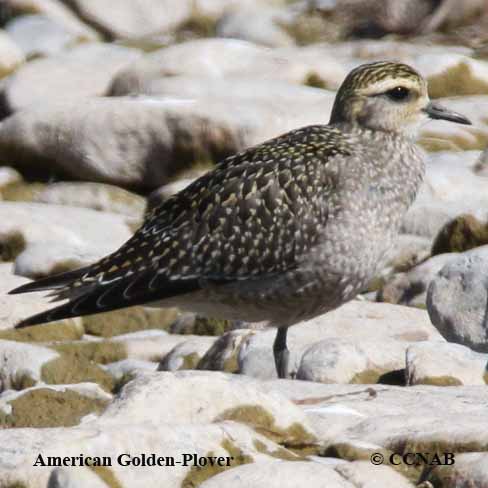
[{"xmin": 9, "ymin": 61, "xmax": 471, "ymax": 379}]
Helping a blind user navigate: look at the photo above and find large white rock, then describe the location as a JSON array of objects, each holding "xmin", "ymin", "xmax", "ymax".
[
  {"xmin": 0, "ymin": 339, "xmax": 58, "ymax": 391},
  {"xmin": 200, "ymin": 460, "xmax": 355, "ymax": 488},
  {"xmin": 5, "ymin": 14, "xmax": 88, "ymax": 58},
  {"xmin": 433, "ymin": 452, "xmax": 488, "ymax": 487},
  {"xmin": 109, "ymin": 38, "xmax": 346, "ymax": 94},
  {"xmin": 100, "ymin": 370, "xmax": 317, "ymax": 447},
  {"xmin": 403, "ymin": 150, "xmax": 488, "ymax": 238},
  {"xmin": 0, "ymin": 420, "xmax": 289, "ymax": 488},
  {"xmin": 406, "ymin": 341, "xmax": 488, "ymax": 386},
  {"xmin": 0, "ymin": 42, "xmax": 142, "ymax": 114},
  {"xmin": 0, "ymin": 201, "xmax": 132, "ymax": 278},
  {"xmin": 63, "ymin": 0, "xmax": 193, "ymax": 40},
  {"xmin": 5, "ymin": 0, "xmax": 99, "ymax": 39},
  {"xmin": 263, "ymin": 380, "xmax": 488, "ymax": 453}
]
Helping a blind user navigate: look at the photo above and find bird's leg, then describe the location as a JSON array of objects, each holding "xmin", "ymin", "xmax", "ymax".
[{"xmin": 273, "ymin": 326, "xmax": 289, "ymax": 379}]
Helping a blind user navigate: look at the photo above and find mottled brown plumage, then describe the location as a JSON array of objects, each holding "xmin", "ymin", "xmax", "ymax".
[{"xmin": 10, "ymin": 61, "xmax": 471, "ymax": 378}]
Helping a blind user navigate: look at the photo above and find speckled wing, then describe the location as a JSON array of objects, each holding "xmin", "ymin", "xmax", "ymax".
[{"xmin": 11, "ymin": 125, "xmax": 351, "ymax": 327}]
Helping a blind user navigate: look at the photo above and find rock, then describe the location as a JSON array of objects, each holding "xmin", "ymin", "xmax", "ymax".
[
  {"xmin": 198, "ymin": 329, "xmax": 255, "ymax": 373},
  {"xmin": 0, "ymin": 383, "xmax": 111, "ymax": 428},
  {"xmin": 379, "ymin": 253, "xmax": 459, "ymax": 307},
  {"xmin": 111, "ymin": 74, "xmax": 331, "ymax": 104},
  {"xmin": 159, "ymin": 337, "xmax": 217, "ymax": 371},
  {"xmin": 427, "ymin": 245, "xmax": 488, "ymax": 352},
  {"xmin": 0, "ymin": 419, "xmax": 293, "ymax": 488},
  {"xmin": 100, "ymin": 370, "xmax": 317, "ymax": 448},
  {"xmin": 0, "ymin": 93, "xmax": 335, "ymax": 188},
  {"xmin": 0, "ymin": 262, "xmax": 82, "ymax": 332},
  {"xmin": 265, "ymin": 380, "xmax": 488, "ymax": 460},
  {"xmin": 0, "ymin": 339, "xmax": 58, "ymax": 391},
  {"xmin": 81, "ymin": 306, "xmax": 179, "ymax": 338},
  {"xmin": 0, "ymin": 166, "xmax": 22, "ymax": 197},
  {"xmin": 5, "ymin": 0, "xmax": 100, "ymax": 40},
  {"xmin": 200, "ymin": 460, "xmax": 355, "ymax": 488},
  {"xmin": 382, "ymin": 233, "xmax": 431, "ymax": 274},
  {"xmin": 418, "ymin": 96, "xmax": 488, "ymax": 151},
  {"xmin": 63, "ymin": 0, "xmax": 193, "ymax": 40},
  {"xmin": 216, "ymin": 6, "xmax": 295, "ymax": 47},
  {"xmin": 335, "ymin": 461, "xmax": 414, "ymax": 488},
  {"xmin": 431, "ymin": 452, "xmax": 488, "ymax": 488},
  {"xmin": 48, "ymin": 466, "xmax": 109, "ymax": 488},
  {"xmin": 406, "ymin": 342, "xmax": 488, "ymax": 386},
  {"xmin": 296, "ymin": 337, "xmax": 415, "ymax": 384},
  {"xmin": 0, "ymin": 201, "xmax": 132, "ymax": 278},
  {"xmin": 53, "ymin": 330, "xmax": 191, "ymax": 365},
  {"xmin": 102, "ymin": 359, "xmax": 157, "ymax": 384},
  {"xmin": 0, "ymin": 335, "xmax": 116, "ymax": 392},
  {"xmin": 238, "ymin": 301, "xmax": 443, "ymax": 379},
  {"xmin": 109, "ymin": 38, "xmax": 346, "ymax": 95},
  {"xmin": 431, "ymin": 214, "xmax": 488, "ymax": 255},
  {"xmin": 5, "ymin": 14, "xmax": 90, "ymax": 59},
  {"xmin": 34, "ymin": 181, "xmax": 146, "ymax": 219},
  {"xmin": 0, "ymin": 30, "xmax": 24, "ymax": 77},
  {"xmin": 418, "ymin": 55, "xmax": 488, "ymax": 98},
  {"xmin": 0, "ymin": 42, "xmax": 142, "ymax": 115},
  {"xmin": 403, "ymin": 150, "xmax": 488, "ymax": 238}
]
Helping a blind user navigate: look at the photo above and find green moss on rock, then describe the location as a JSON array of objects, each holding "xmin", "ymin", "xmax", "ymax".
[
  {"xmin": 0, "ymin": 230, "xmax": 26, "ymax": 261},
  {"xmin": 82, "ymin": 306, "xmax": 178, "ymax": 337},
  {"xmin": 0, "ymin": 320, "xmax": 83, "ymax": 343},
  {"xmin": 41, "ymin": 353, "xmax": 115, "ymax": 392},
  {"xmin": 428, "ymin": 62, "xmax": 488, "ymax": 99},
  {"xmin": 1, "ymin": 182, "xmax": 46, "ymax": 202},
  {"xmin": 181, "ymin": 352, "xmax": 201, "ymax": 370},
  {"xmin": 432, "ymin": 214, "xmax": 488, "ymax": 255},
  {"xmin": 88, "ymin": 466, "xmax": 124, "ymax": 488},
  {"xmin": 351, "ymin": 369, "xmax": 384, "ymax": 384},
  {"xmin": 414, "ymin": 375, "xmax": 463, "ymax": 386},
  {"xmin": 52, "ymin": 340, "xmax": 127, "ymax": 365},
  {"xmin": 181, "ymin": 439, "xmax": 253, "ymax": 488},
  {"xmin": 215, "ymin": 405, "xmax": 317, "ymax": 449},
  {"xmin": 0, "ymin": 388, "xmax": 110, "ymax": 428}
]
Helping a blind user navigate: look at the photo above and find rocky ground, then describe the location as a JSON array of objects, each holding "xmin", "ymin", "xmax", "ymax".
[{"xmin": 1, "ymin": 0, "xmax": 488, "ymax": 487}]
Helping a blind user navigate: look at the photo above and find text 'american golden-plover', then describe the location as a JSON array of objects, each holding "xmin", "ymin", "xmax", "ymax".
[{"xmin": 10, "ymin": 61, "xmax": 471, "ymax": 378}]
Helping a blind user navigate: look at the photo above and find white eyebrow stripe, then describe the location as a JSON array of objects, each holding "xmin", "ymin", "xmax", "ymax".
[{"xmin": 359, "ymin": 78, "xmax": 422, "ymax": 96}]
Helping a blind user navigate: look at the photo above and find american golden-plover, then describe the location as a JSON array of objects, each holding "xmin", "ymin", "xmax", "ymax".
[{"xmin": 10, "ymin": 61, "xmax": 471, "ymax": 378}]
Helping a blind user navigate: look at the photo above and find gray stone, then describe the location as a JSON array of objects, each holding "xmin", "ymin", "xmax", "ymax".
[
  {"xmin": 5, "ymin": 14, "xmax": 87, "ymax": 59},
  {"xmin": 427, "ymin": 246, "xmax": 488, "ymax": 352},
  {"xmin": 216, "ymin": 6, "xmax": 295, "ymax": 47},
  {"xmin": 406, "ymin": 341, "xmax": 488, "ymax": 386},
  {"xmin": 296, "ymin": 338, "xmax": 413, "ymax": 384},
  {"xmin": 0, "ymin": 42, "xmax": 142, "ymax": 114},
  {"xmin": 48, "ymin": 467, "xmax": 109, "ymax": 488},
  {"xmin": 5, "ymin": 0, "xmax": 99, "ymax": 40},
  {"xmin": 63, "ymin": 0, "xmax": 192, "ymax": 40},
  {"xmin": 109, "ymin": 38, "xmax": 346, "ymax": 95},
  {"xmin": 432, "ymin": 452, "xmax": 488, "ymax": 488}
]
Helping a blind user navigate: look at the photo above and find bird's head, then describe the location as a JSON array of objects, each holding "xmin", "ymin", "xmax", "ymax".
[{"xmin": 330, "ymin": 61, "xmax": 471, "ymax": 135}]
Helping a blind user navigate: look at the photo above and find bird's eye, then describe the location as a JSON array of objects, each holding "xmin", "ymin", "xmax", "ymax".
[{"xmin": 385, "ymin": 86, "xmax": 410, "ymax": 102}]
